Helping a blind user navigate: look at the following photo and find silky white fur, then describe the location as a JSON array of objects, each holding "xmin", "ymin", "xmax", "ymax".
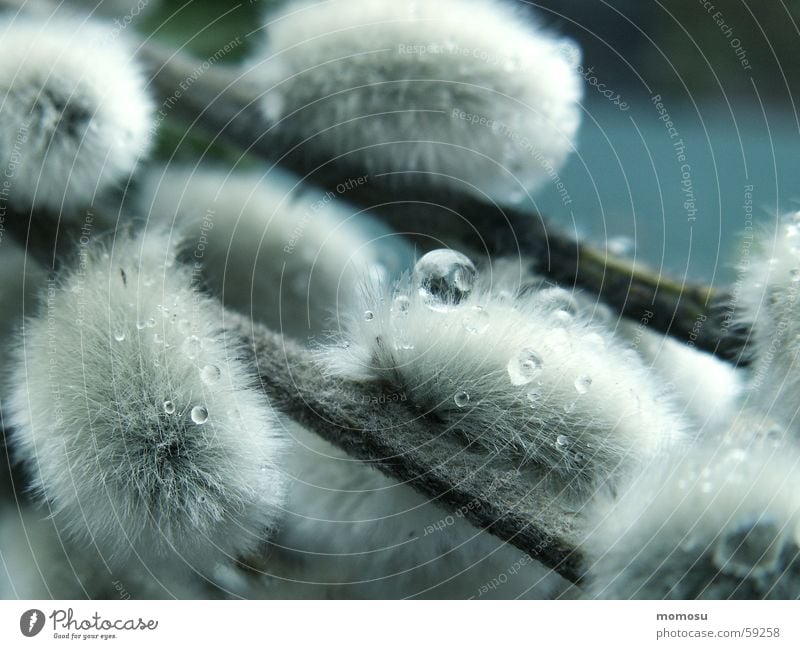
[
  {"xmin": 137, "ymin": 165, "xmax": 413, "ymax": 336},
  {"xmin": 323, "ymin": 254, "xmax": 687, "ymax": 494},
  {"xmin": 738, "ymin": 215, "xmax": 800, "ymax": 431},
  {"xmin": 7, "ymin": 229, "xmax": 287, "ymax": 570},
  {"xmin": 0, "ymin": 17, "xmax": 153, "ymax": 213},
  {"xmin": 583, "ymin": 439, "xmax": 800, "ymax": 599},
  {"xmin": 248, "ymin": 0, "xmax": 582, "ymax": 202},
  {"xmin": 618, "ymin": 321, "xmax": 744, "ymax": 433}
]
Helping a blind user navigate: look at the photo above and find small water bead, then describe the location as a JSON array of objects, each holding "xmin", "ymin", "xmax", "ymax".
[
  {"xmin": 414, "ymin": 249, "xmax": 477, "ymax": 311},
  {"xmin": 527, "ymin": 387, "xmax": 542, "ymax": 406},
  {"xmin": 136, "ymin": 321, "xmax": 146, "ymax": 330},
  {"xmin": 392, "ymin": 295, "xmax": 411, "ymax": 315},
  {"xmin": 507, "ymin": 348, "xmax": 544, "ymax": 386},
  {"xmin": 113, "ymin": 330, "xmax": 126, "ymax": 342},
  {"xmin": 463, "ymin": 306, "xmax": 490, "ymax": 334},
  {"xmin": 574, "ymin": 374, "xmax": 592, "ymax": 395},
  {"xmin": 454, "ymin": 391, "xmax": 470, "ymax": 408},
  {"xmin": 536, "ymin": 287, "xmax": 579, "ymax": 317},
  {"xmin": 556, "ymin": 434, "xmax": 571, "ymax": 449},
  {"xmin": 200, "ymin": 364, "xmax": 221, "ymax": 384},
  {"xmin": 191, "ymin": 405, "xmax": 209, "ymax": 424},
  {"xmin": 163, "ymin": 400, "xmax": 176, "ymax": 415},
  {"xmin": 713, "ymin": 517, "xmax": 785, "ymax": 579},
  {"xmin": 146, "ymin": 318, "xmax": 156, "ymax": 328},
  {"xmin": 183, "ymin": 335, "xmax": 203, "ymax": 359},
  {"xmin": 364, "ymin": 310, "xmax": 375, "ymax": 322}
]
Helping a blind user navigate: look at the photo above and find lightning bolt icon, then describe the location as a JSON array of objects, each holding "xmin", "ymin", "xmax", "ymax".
[{"xmin": 28, "ymin": 611, "xmax": 38, "ymax": 632}]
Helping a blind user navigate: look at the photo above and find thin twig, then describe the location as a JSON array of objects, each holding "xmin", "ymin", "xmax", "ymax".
[{"xmin": 231, "ymin": 314, "xmax": 585, "ymax": 584}]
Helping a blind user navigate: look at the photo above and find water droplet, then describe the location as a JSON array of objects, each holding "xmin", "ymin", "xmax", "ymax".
[
  {"xmin": 113, "ymin": 330, "xmax": 126, "ymax": 342},
  {"xmin": 527, "ymin": 387, "xmax": 542, "ymax": 405},
  {"xmin": 414, "ymin": 249, "xmax": 477, "ymax": 311},
  {"xmin": 454, "ymin": 391, "xmax": 470, "ymax": 408},
  {"xmin": 183, "ymin": 335, "xmax": 203, "ymax": 359},
  {"xmin": 136, "ymin": 320, "xmax": 146, "ymax": 330},
  {"xmin": 574, "ymin": 374, "xmax": 592, "ymax": 394},
  {"xmin": 537, "ymin": 287, "xmax": 579, "ymax": 317},
  {"xmin": 163, "ymin": 400, "xmax": 176, "ymax": 415},
  {"xmin": 507, "ymin": 348, "xmax": 544, "ymax": 385},
  {"xmin": 191, "ymin": 405, "xmax": 209, "ymax": 424},
  {"xmin": 392, "ymin": 295, "xmax": 411, "ymax": 315},
  {"xmin": 364, "ymin": 310, "xmax": 375, "ymax": 322},
  {"xmin": 146, "ymin": 318, "xmax": 156, "ymax": 328},
  {"xmin": 556, "ymin": 434, "xmax": 571, "ymax": 449},
  {"xmin": 200, "ymin": 365, "xmax": 221, "ymax": 384},
  {"xmin": 713, "ymin": 516, "xmax": 785, "ymax": 579},
  {"xmin": 463, "ymin": 306, "xmax": 490, "ymax": 334}
]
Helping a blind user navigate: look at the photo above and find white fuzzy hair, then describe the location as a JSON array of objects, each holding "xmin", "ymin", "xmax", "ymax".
[
  {"xmin": 244, "ymin": 423, "xmax": 570, "ymax": 599},
  {"xmin": 0, "ymin": 17, "xmax": 153, "ymax": 213},
  {"xmin": 7, "ymin": 228, "xmax": 287, "ymax": 570},
  {"xmin": 137, "ymin": 165, "xmax": 413, "ymax": 336},
  {"xmin": 322, "ymin": 252, "xmax": 687, "ymax": 494},
  {"xmin": 738, "ymin": 215, "xmax": 800, "ymax": 430},
  {"xmin": 583, "ymin": 439, "xmax": 800, "ymax": 599},
  {"xmin": 247, "ymin": 0, "xmax": 582, "ymax": 202},
  {"xmin": 618, "ymin": 321, "xmax": 744, "ymax": 433}
]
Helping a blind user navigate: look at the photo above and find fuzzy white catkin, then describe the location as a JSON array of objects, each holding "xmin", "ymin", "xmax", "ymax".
[
  {"xmin": 583, "ymin": 439, "xmax": 800, "ymax": 599},
  {"xmin": 0, "ymin": 17, "xmax": 153, "ymax": 213},
  {"xmin": 617, "ymin": 321, "xmax": 744, "ymax": 433},
  {"xmin": 137, "ymin": 165, "xmax": 413, "ymax": 336},
  {"xmin": 739, "ymin": 214, "xmax": 800, "ymax": 430},
  {"xmin": 248, "ymin": 0, "xmax": 582, "ymax": 203},
  {"xmin": 323, "ymin": 250, "xmax": 687, "ymax": 496},
  {"xmin": 7, "ymin": 229, "xmax": 287, "ymax": 570}
]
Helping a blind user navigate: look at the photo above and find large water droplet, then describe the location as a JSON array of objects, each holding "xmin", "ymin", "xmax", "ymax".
[
  {"xmin": 364, "ymin": 310, "xmax": 375, "ymax": 322},
  {"xmin": 414, "ymin": 249, "xmax": 476, "ymax": 311},
  {"xmin": 200, "ymin": 365, "xmax": 221, "ymax": 384},
  {"xmin": 163, "ymin": 400, "xmax": 176, "ymax": 415},
  {"xmin": 463, "ymin": 306, "xmax": 490, "ymax": 334},
  {"xmin": 713, "ymin": 516, "xmax": 785, "ymax": 579},
  {"xmin": 183, "ymin": 335, "xmax": 203, "ymax": 359},
  {"xmin": 191, "ymin": 405, "xmax": 209, "ymax": 424},
  {"xmin": 507, "ymin": 348, "xmax": 543, "ymax": 385},
  {"xmin": 454, "ymin": 391, "xmax": 470, "ymax": 408},
  {"xmin": 574, "ymin": 374, "xmax": 592, "ymax": 394}
]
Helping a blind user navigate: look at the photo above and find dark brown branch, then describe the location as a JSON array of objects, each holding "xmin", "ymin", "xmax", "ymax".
[{"xmin": 231, "ymin": 314, "xmax": 585, "ymax": 584}]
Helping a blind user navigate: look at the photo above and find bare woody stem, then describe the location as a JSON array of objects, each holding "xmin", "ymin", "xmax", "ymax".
[{"xmin": 229, "ymin": 313, "xmax": 585, "ymax": 584}]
